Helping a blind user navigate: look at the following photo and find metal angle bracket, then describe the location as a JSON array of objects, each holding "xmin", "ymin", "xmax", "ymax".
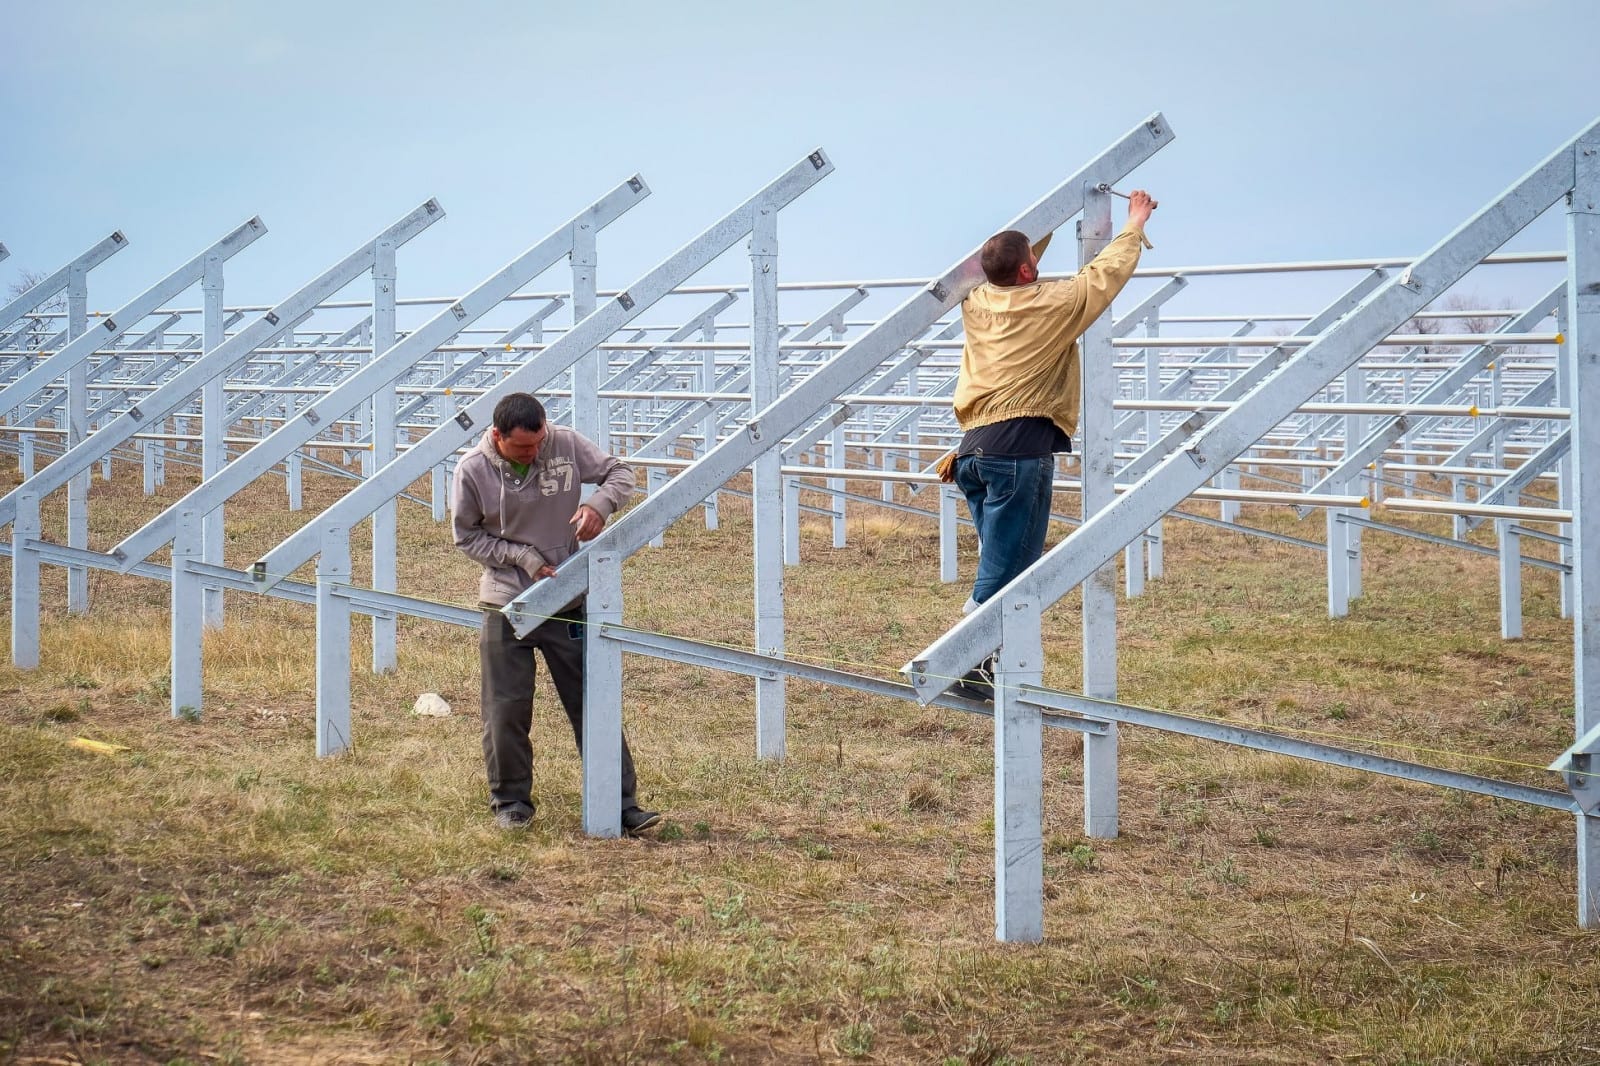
[{"xmin": 1550, "ymin": 721, "xmax": 1600, "ymax": 815}]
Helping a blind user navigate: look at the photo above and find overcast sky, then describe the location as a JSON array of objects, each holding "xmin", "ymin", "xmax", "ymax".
[{"xmin": 4, "ymin": 0, "xmax": 1598, "ymax": 330}]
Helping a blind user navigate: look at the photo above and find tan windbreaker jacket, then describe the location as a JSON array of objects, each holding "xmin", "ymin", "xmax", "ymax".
[{"xmin": 952, "ymin": 223, "xmax": 1148, "ymax": 440}]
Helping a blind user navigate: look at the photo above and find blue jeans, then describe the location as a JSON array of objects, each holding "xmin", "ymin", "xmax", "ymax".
[{"xmin": 955, "ymin": 454, "xmax": 1055, "ymax": 607}]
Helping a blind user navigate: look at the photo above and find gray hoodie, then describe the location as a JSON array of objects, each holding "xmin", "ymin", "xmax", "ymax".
[{"xmin": 452, "ymin": 426, "xmax": 635, "ymax": 608}]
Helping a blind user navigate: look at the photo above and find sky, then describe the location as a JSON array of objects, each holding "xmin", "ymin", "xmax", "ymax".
[{"xmin": 3, "ymin": 0, "xmax": 1599, "ymax": 335}]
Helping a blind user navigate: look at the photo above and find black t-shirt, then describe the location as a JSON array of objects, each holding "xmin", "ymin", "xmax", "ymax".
[{"xmin": 957, "ymin": 416, "xmax": 1071, "ymax": 459}]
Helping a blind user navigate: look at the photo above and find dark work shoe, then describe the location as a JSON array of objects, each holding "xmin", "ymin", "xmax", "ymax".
[
  {"xmin": 621, "ymin": 806, "xmax": 662, "ymax": 836},
  {"xmin": 494, "ymin": 806, "xmax": 533, "ymax": 830}
]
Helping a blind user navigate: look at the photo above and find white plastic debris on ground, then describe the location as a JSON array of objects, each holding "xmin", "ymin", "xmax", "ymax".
[{"xmin": 412, "ymin": 692, "xmax": 452, "ymax": 718}]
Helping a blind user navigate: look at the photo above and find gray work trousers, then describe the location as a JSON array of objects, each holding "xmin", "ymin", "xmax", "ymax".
[{"xmin": 478, "ymin": 607, "xmax": 639, "ymax": 817}]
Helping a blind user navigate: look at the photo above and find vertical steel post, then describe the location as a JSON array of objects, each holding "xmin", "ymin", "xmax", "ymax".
[
  {"xmin": 570, "ymin": 219, "xmax": 599, "ymax": 446},
  {"xmin": 1344, "ymin": 364, "xmax": 1367, "ymax": 600},
  {"xmin": 201, "ymin": 253, "xmax": 226, "ymax": 627},
  {"xmin": 647, "ymin": 464, "xmax": 666, "ymax": 549},
  {"xmin": 751, "ymin": 200, "xmax": 786, "ymax": 760},
  {"xmin": 1218, "ymin": 465, "xmax": 1241, "ymax": 523},
  {"xmin": 830, "ymin": 320, "xmax": 848, "ymax": 548},
  {"xmin": 1498, "ymin": 519, "xmax": 1523, "ymax": 640},
  {"xmin": 432, "ymin": 338, "xmax": 460, "ymax": 522},
  {"xmin": 1558, "ymin": 301, "xmax": 1576, "ymax": 621},
  {"xmin": 316, "ymin": 527, "xmax": 354, "ymax": 757},
  {"xmin": 371, "ymin": 238, "xmax": 399, "ymax": 673},
  {"xmin": 995, "ymin": 589, "xmax": 1045, "ymax": 942},
  {"xmin": 65, "ymin": 267, "xmax": 88, "ymax": 613},
  {"xmin": 287, "ymin": 452, "xmax": 303, "ymax": 511},
  {"xmin": 702, "ymin": 319, "xmax": 721, "ymax": 530},
  {"xmin": 1327, "ymin": 510, "xmax": 1351, "ymax": 618},
  {"xmin": 171, "ymin": 508, "xmax": 204, "ymax": 717},
  {"xmin": 11, "ymin": 492, "xmax": 40, "ymax": 668},
  {"xmin": 1565, "ymin": 138, "xmax": 1600, "ymax": 926},
  {"xmin": 1491, "ymin": 360, "xmax": 1505, "ymax": 468},
  {"xmin": 783, "ymin": 470, "xmax": 801, "ymax": 565},
  {"xmin": 1078, "ymin": 184, "xmax": 1119, "ymax": 838},
  {"xmin": 1125, "ymin": 330, "xmax": 1151, "ymax": 588},
  {"xmin": 939, "ymin": 483, "xmax": 959, "ymax": 583},
  {"xmin": 583, "ymin": 550, "xmax": 625, "ymax": 838},
  {"xmin": 1145, "ymin": 311, "xmax": 1165, "ymax": 578}
]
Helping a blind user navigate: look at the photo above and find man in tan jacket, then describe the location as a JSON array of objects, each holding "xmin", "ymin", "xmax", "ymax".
[{"xmin": 945, "ymin": 190, "xmax": 1157, "ymax": 700}]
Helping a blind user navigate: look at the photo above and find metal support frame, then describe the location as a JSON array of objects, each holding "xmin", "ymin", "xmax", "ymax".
[
  {"xmin": 11, "ymin": 116, "xmax": 1599, "ymax": 940},
  {"xmin": 111, "ymin": 183, "xmax": 641, "ymax": 570},
  {"xmin": 253, "ymin": 155, "xmax": 827, "ymax": 587},
  {"xmin": 248, "ymin": 155, "xmax": 831, "ymax": 784},
  {"xmin": 0, "ymin": 206, "xmax": 442, "ymax": 713},
  {"xmin": 0, "ymin": 203, "xmax": 441, "ymax": 529},
  {"xmin": 906, "ymin": 116, "xmax": 1600, "ymax": 938},
  {"xmin": 505, "ymin": 116, "xmax": 1174, "ymax": 633},
  {"xmin": 910, "ymin": 121, "xmax": 1600, "ymax": 703},
  {"xmin": 0, "ymin": 221, "xmax": 263, "ymax": 426},
  {"xmin": 0, "ymin": 232, "xmax": 126, "ymax": 339}
]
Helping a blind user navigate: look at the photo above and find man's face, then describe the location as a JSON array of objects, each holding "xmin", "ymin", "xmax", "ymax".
[{"xmin": 492, "ymin": 425, "xmax": 546, "ymax": 466}]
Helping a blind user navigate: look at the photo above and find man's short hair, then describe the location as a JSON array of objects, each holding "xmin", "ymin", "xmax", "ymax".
[
  {"xmin": 493, "ymin": 393, "xmax": 546, "ymax": 435},
  {"xmin": 980, "ymin": 230, "xmax": 1033, "ymax": 286}
]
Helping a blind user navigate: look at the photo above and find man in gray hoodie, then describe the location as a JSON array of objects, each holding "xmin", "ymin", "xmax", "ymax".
[{"xmin": 452, "ymin": 392, "xmax": 661, "ymax": 833}]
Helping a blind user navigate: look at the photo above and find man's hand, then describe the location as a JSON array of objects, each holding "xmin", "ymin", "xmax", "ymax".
[
  {"xmin": 534, "ymin": 563, "xmax": 557, "ymax": 580},
  {"xmin": 1127, "ymin": 189, "xmax": 1158, "ymax": 231},
  {"xmin": 570, "ymin": 504, "xmax": 605, "ymax": 542}
]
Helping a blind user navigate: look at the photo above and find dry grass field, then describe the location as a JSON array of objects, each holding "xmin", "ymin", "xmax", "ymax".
[{"xmin": 2, "ymin": 449, "xmax": 1598, "ymax": 1064}]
